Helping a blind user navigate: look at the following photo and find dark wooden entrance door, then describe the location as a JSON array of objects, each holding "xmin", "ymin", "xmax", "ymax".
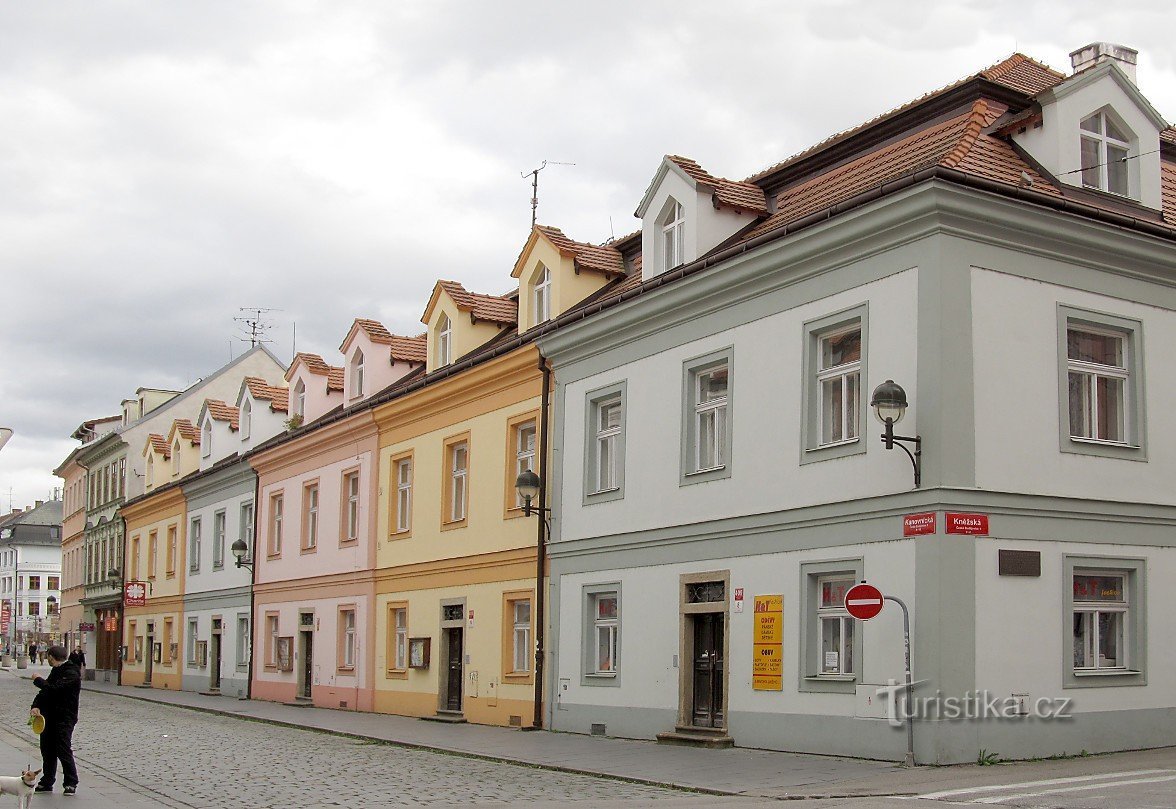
[
  {"xmin": 300, "ymin": 632, "xmax": 314, "ymax": 699},
  {"xmin": 445, "ymin": 628, "xmax": 464, "ymax": 712},
  {"xmin": 144, "ymin": 633, "xmax": 154, "ymax": 684},
  {"xmin": 691, "ymin": 613, "xmax": 724, "ymax": 728},
  {"xmin": 210, "ymin": 634, "xmax": 222, "ymax": 690}
]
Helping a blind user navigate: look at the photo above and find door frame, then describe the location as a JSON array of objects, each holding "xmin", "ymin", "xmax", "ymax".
[
  {"xmin": 210, "ymin": 616, "xmax": 223, "ymax": 690},
  {"xmin": 677, "ymin": 570, "xmax": 730, "ymax": 730},
  {"xmin": 144, "ymin": 622, "xmax": 155, "ymax": 685},
  {"xmin": 438, "ymin": 598, "xmax": 466, "ymax": 713},
  {"xmin": 297, "ymin": 610, "xmax": 315, "ymax": 700}
]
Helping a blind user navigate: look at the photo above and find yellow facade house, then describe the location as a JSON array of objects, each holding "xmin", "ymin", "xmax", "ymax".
[{"xmin": 372, "ymin": 225, "xmax": 627, "ymax": 727}]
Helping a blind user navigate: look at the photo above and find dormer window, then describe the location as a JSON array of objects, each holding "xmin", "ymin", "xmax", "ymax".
[
  {"xmin": 293, "ymin": 379, "xmax": 306, "ymax": 418},
  {"xmin": 533, "ymin": 266, "xmax": 551, "ymax": 325},
  {"xmin": 436, "ymin": 314, "xmax": 452, "ymax": 367},
  {"xmin": 172, "ymin": 441, "xmax": 180, "ymax": 476},
  {"xmin": 351, "ymin": 350, "xmax": 365, "ymax": 397},
  {"xmin": 201, "ymin": 419, "xmax": 212, "ymax": 458},
  {"xmin": 1080, "ymin": 111, "xmax": 1130, "ymax": 196},
  {"xmin": 660, "ymin": 199, "xmax": 685, "ymax": 273},
  {"xmin": 241, "ymin": 400, "xmax": 252, "ymax": 439},
  {"xmin": 146, "ymin": 455, "xmax": 154, "ymax": 487}
]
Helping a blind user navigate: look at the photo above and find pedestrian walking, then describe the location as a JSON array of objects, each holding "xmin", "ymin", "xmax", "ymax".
[
  {"xmin": 29, "ymin": 645, "xmax": 80, "ymax": 796},
  {"xmin": 27, "ymin": 642, "xmax": 37, "ymax": 662},
  {"xmin": 68, "ymin": 647, "xmax": 86, "ymax": 678}
]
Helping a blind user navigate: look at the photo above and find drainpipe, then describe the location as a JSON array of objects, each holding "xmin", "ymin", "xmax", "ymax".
[
  {"xmin": 532, "ymin": 355, "xmax": 552, "ymax": 729},
  {"xmin": 116, "ymin": 516, "xmax": 126, "ymax": 686},
  {"xmin": 245, "ymin": 472, "xmax": 259, "ymax": 700}
]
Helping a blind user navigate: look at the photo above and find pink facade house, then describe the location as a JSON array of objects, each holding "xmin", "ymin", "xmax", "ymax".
[{"xmin": 250, "ymin": 320, "xmax": 424, "ymax": 709}]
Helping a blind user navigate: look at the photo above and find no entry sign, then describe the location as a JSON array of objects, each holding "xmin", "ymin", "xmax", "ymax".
[{"xmin": 844, "ymin": 583, "xmax": 885, "ymax": 620}]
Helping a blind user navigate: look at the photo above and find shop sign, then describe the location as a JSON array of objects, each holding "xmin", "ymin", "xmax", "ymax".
[
  {"xmin": 78, "ymin": 622, "xmax": 96, "ymax": 632},
  {"xmin": 752, "ymin": 595, "xmax": 783, "ymax": 691},
  {"xmin": 0, "ymin": 601, "xmax": 9, "ymax": 634},
  {"xmin": 124, "ymin": 581, "xmax": 147, "ymax": 607},
  {"xmin": 733, "ymin": 587, "xmax": 744, "ymax": 613}
]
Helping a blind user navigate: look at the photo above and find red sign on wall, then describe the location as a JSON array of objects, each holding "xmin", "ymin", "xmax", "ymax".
[
  {"xmin": 903, "ymin": 512, "xmax": 937, "ymax": 536},
  {"xmin": 0, "ymin": 601, "xmax": 10, "ymax": 634},
  {"xmin": 945, "ymin": 513, "xmax": 989, "ymax": 535},
  {"xmin": 124, "ymin": 581, "xmax": 147, "ymax": 607}
]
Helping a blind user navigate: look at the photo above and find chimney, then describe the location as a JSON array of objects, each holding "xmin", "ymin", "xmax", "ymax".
[
  {"xmin": 34, "ymin": 500, "xmax": 44, "ymax": 508},
  {"xmin": 1070, "ymin": 42, "xmax": 1138, "ymax": 85}
]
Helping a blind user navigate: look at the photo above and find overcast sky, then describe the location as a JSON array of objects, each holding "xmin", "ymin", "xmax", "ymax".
[{"xmin": 1, "ymin": 1, "xmax": 1173, "ymax": 511}]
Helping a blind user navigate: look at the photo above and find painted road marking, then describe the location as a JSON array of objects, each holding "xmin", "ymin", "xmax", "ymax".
[
  {"xmin": 971, "ymin": 773, "xmax": 1176, "ymax": 803},
  {"xmin": 917, "ymin": 768, "xmax": 1174, "ymax": 800}
]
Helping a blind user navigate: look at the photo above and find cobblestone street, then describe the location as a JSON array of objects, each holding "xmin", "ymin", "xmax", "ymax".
[{"xmin": 0, "ymin": 674, "xmax": 684, "ymax": 807}]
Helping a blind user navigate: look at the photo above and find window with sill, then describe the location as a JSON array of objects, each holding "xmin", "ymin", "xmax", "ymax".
[
  {"xmin": 269, "ymin": 493, "xmax": 284, "ymax": 556},
  {"xmin": 803, "ymin": 305, "xmax": 868, "ymax": 463},
  {"xmin": 189, "ymin": 518, "xmax": 201, "ymax": 573},
  {"xmin": 799, "ymin": 558, "xmax": 863, "ymax": 693},
  {"xmin": 1080, "ymin": 111, "xmax": 1132, "ymax": 197},
  {"xmin": 513, "ymin": 421, "xmax": 536, "ymax": 509},
  {"xmin": 588, "ymin": 590, "xmax": 619, "ymax": 678},
  {"xmin": 392, "ymin": 607, "xmax": 408, "ymax": 670},
  {"xmin": 436, "ymin": 314, "xmax": 453, "ymax": 367},
  {"xmin": 392, "ymin": 455, "xmax": 412, "ymax": 534},
  {"xmin": 201, "ymin": 419, "xmax": 212, "ymax": 458},
  {"xmin": 212, "ymin": 510, "xmax": 226, "ymax": 568},
  {"xmin": 532, "ymin": 265, "xmax": 551, "ymax": 326},
  {"xmin": 660, "ymin": 199, "xmax": 685, "ymax": 273},
  {"xmin": 446, "ymin": 441, "xmax": 468, "ymax": 524},
  {"xmin": 583, "ymin": 381, "xmax": 626, "ymax": 503},
  {"xmin": 351, "ymin": 350, "xmax": 365, "ymax": 398},
  {"xmin": 509, "ymin": 598, "xmax": 531, "ymax": 674},
  {"xmin": 172, "ymin": 441, "xmax": 180, "ymax": 476},
  {"xmin": 302, "ymin": 483, "xmax": 318, "ymax": 550},
  {"xmin": 1064, "ymin": 556, "xmax": 1145, "ymax": 688},
  {"xmin": 681, "ymin": 349, "xmax": 733, "ymax": 485},
  {"xmin": 293, "ymin": 380, "xmax": 306, "ymax": 419},
  {"xmin": 340, "ymin": 609, "xmax": 356, "ymax": 669},
  {"xmin": 1057, "ymin": 306, "xmax": 1145, "ymax": 459},
  {"xmin": 343, "ymin": 471, "xmax": 360, "ymax": 541}
]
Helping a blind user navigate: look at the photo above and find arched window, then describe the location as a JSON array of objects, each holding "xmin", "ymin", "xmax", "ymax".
[
  {"xmin": 293, "ymin": 379, "xmax": 306, "ymax": 418},
  {"xmin": 1080, "ymin": 111, "xmax": 1131, "ymax": 197},
  {"xmin": 351, "ymin": 349, "xmax": 365, "ymax": 397},
  {"xmin": 172, "ymin": 441, "xmax": 180, "ymax": 476},
  {"xmin": 436, "ymin": 313, "xmax": 452, "ymax": 367},
  {"xmin": 146, "ymin": 454, "xmax": 154, "ymax": 488},
  {"xmin": 241, "ymin": 399, "xmax": 252, "ymax": 439},
  {"xmin": 660, "ymin": 199, "xmax": 685, "ymax": 272},
  {"xmin": 201, "ymin": 418, "xmax": 212, "ymax": 458},
  {"xmin": 533, "ymin": 265, "xmax": 551, "ymax": 325}
]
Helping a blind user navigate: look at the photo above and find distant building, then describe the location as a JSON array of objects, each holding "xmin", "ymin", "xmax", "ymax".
[{"xmin": 0, "ymin": 500, "xmax": 64, "ymax": 655}]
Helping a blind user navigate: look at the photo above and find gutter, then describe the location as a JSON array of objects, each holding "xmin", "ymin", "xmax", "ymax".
[
  {"xmin": 245, "ymin": 472, "xmax": 259, "ymax": 701},
  {"xmin": 531, "ymin": 355, "xmax": 551, "ymax": 729}
]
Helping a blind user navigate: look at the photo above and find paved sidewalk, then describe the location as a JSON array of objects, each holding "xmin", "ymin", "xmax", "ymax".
[{"xmin": 67, "ymin": 675, "xmax": 900, "ymax": 798}]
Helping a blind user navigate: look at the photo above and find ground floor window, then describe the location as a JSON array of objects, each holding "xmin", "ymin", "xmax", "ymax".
[
  {"xmin": 818, "ymin": 576, "xmax": 855, "ymax": 676},
  {"xmin": 512, "ymin": 600, "xmax": 531, "ymax": 673},
  {"xmin": 592, "ymin": 592, "xmax": 618, "ymax": 674},
  {"xmin": 236, "ymin": 614, "xmax": 249, "ymax": 668},
  {"xmin": 1073, "ymin": 572, "xmax": 1128, "ymax": 670},
  {"xmin": 1063, "ymin": 555, "xmax": 1145, "ymax": 688}
]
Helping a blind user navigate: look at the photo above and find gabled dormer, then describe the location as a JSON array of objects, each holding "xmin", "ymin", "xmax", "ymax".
[
  {"xmin": 196, "ymin": 399, "xmax": 239, "ymax": 469},
  {"xmin": 1009, "ymin": 44, "xmax": 1166, "ymax": 211},
  {"xmin": 635, "ymin": 155, "xmax": 768, "ymax": 281},
  {"xmin": 284, "ymin": 353, "xmax": 345, "ymax": 426},
  {"xmin": 422, "ymin": 281, "xmax": 518, "ymax": 373},
  {"xmin": 164, "ymin": 419, "xmax": 201, "ymax": 481},
  {"xmin": 337, "ymin": 319, "xmax": 426, "ymax": 404},
  {"xmin": 511, "ymin": 226, "xmax": 628, "ymax": 333},
  {"xmin": 236, "ymin": 377, "xmax": 289, "ymax": 452},
  {"xmin": 142, "ymin": 433, "xmax": 170, "ymax": 492}
]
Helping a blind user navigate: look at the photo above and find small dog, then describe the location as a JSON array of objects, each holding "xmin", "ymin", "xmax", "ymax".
[{"xmin": 0, "ymin": 767, "xmax": 40, "ymax": 809}]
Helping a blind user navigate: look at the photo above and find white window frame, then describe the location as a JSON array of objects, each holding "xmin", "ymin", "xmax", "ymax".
[
  {"xmin": 342, "ymin": 609, "xmax": 356, "ymax": 669},
  {"xmin": 267, "ymin": 615, "xmax": 279, "ymax": 667},
  {"xmin": 436, "ymin": 313, "xmax": 452, "ymax": 367},
  {"xmin": 236, "ymin": 614, "xmax": 250, "ymax": 669},
  {"xmin": 304, "ymin": 484, "xmax": 319, "ymax": 550},
  {"xmin": 660, "ymin": 199, "xmax": 685, "ymax": 273},
  {"xmin": 293, "ymin": 379, "xmax": 306, "ymax": 418},
  {"xmin": 1066, "ymin": 324, "xmax": 1128, "ymax": 444},
  {"xmin": 189, "ymin": 517, "xmax": 201, "ymax": 573},
  {"xmin": 239, "ymin": 502, "xmax": 254, "ymax": 564},
  {"xmin": 802, "ymin": 305, "xmax": 869, "ymax": 464},
  {"xmin": 799, "ymin": 558, "xmax": 863, "ymax": 693},
  {"xmin": 1064, "ymin": 555, "xmax": 1145, "ymax": 688},
  {"xmin": 816, "ymin": 575, "xmax": 855, "ymax": 676},
  {"xmin": 680, "ymin": 348, "xmax": 733, "ymax": 485},
  {"xmin": 591, "ymin": 592, "xmax": 618, "ymax": 676},
  {"xmin": 395, "ymin": 459, "xmax": 412, "ymax": 533},
  {"xmin": 1072, "ymin": 570, "xmax": 1128, "ymax": 672},
  {"xmin": 816, "ymin": 326, "xmax": 862, "ymax": 447},
  {"xmin": 187, "ymin": 618, "xmax": 199, "ymax": 665},
  {"xmin": 351, "ymin": 349, "xmax": 365, "ymax": 398},
  {"xmin": 345, "ymin": 472, "xmax": 360, "ymax": 541},
  {"xmin": 241, "ymin": 399, "xmax": 252, "ymax": 440},
  {"xmin": 514, "ymin": 421, "xmax": 536, "ymax": 508},
  {"xmin": 393, "ymin": 608, "xmax": 407, "ymax": 670},
  {"xmin": 201, "ymin": 419, "xmax": 212, "ymax": 458},
  {"xmin": 533, "ymin": 265, "xmax": 551, "ymax": 325},
  {"xmin": 269, "ymin": 493, "xmax": 283, "ymax": 556},
  {"xmin": 212, "ymin": 510, "xmax": 226, "ymax": 569},
  {"xmin": 449, "ymin": 442, "xmax": 468, "ymax": 523},
  {"xmin": 584, "ymin": 382, "xmax": 626, "ymax": 504},
  {"xmin": 1080, "ymin": 110, "xmax": 1131, "ymax": 197},
  {"xmin": 512, "ymin": 599, "xmax": 531, "ymax": 673}
]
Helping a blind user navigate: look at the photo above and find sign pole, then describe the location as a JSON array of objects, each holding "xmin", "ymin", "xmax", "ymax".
[{"xmin": 884, "ymin": 594, "xmax": 915, "ymax": 767}]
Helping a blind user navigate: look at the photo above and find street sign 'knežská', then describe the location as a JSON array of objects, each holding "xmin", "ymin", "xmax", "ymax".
[{"xmin": 844, "ymin": 583, "xmax": 885, "ymax": 620}]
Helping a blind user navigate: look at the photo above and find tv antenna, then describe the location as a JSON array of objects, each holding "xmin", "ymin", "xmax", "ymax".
[
  {"xmin": 234, "ymin": 307, "xmax": 281, "ymax": 348},
  {"xmin": 521, "ymin": 160, "xmax": 575, "ymax": 229}
]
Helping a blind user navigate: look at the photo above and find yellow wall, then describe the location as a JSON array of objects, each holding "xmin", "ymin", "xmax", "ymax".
[
  {"xmin": 424, "ymin": 290, "xmax": 504, "ymax": 374},
  {"xmin": 514, "ymin": 234, "xmax": 611, "ymax": 333},
  {"xmin": 122, "ymin": 599, "xmax": 184, "ymax": 690},
  {"xmin": 122, "ymin": 487, "xmax": 186, "ymax": 601}
]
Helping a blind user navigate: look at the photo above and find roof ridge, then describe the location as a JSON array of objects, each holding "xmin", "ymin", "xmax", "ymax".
[{"xmin": 940, "ymin": 99, "xmax": 991, "ymax": 169}]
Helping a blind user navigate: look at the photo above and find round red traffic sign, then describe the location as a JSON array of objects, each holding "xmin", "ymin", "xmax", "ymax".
[{"xmin": 844, "ymin": 583, "xmax": 885, "ymax": 620}]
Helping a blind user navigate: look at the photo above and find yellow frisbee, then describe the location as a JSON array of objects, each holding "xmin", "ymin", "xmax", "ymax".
[{"xmin": 30, "ymin": 715, "xmax": 45, "ymax": 735}]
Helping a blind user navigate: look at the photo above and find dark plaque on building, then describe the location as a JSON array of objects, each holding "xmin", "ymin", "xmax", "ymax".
[{"xmin": 998, "ymin": 549, "xmax": 1041, "ymax": 577}]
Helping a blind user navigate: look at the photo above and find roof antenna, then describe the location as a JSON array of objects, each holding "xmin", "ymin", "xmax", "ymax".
[
  {"xmin": 521, "ymin": 160, "xmax": 575, "ymax": 229},
  {"xmin": 234, "ymin": 307, "xmax": 281, "ymax": 349}
]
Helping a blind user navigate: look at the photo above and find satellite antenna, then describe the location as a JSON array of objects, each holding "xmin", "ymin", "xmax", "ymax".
[
  {"xmin": 234, "ymin": 307, "xmax": 281, "ymax": 348},
  {"xmin": 521, "ymin": 160, "xmax": 575, "ymax": 229}
]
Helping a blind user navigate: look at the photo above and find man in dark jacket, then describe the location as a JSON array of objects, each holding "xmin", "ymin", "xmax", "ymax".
[{"xmin": 30, "ymin": 645, "xmax": 80, "ymax": 795}]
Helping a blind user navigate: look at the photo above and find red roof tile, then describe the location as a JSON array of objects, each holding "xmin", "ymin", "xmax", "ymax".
[
  {"xmin": 389, "ymin": 335, "xmax": 427, "ymax": 363},
  {"xmin": 1163, "ymin": 161, "xmax": 1176, "ymax": 226},
  {"xmin": 293, "ymin": 352, "xmax": 333, "ymax": 376},
  {"xmin": 666, "ymin": 156, "xmax": 769, "ymax": 214},
  {"xmin": 353, "ymin": 318, "xmax": 395, "ymax": 344},
  {"xmin": 205, "ymin": 400, "xmax": 240, "ymax": 431},
  {"xmin": 437, "ymin": 280, "xmax": 518, "ymax": 325},
  {"xmin": 534, "ymin": 226, "xmax": 627, "ymax": 276},
  {"xmin": 146, "ymin": 433, "xmax": 170, "ymax": 458},
  {"xmin": 172, "ymin": 419, "xmax": 200, "ymax": 445},
  {"xmin": 327, "ymin": 367, "xmax": 344, "ymax": 392},
  {"xmin": 243, "ymin": 377, "xmax": 289, "ymax": 412}
]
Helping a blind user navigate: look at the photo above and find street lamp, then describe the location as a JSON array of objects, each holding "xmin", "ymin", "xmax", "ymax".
[
  {"xmin": 107, "ymin": 567, "xmax": 121, "ymax": 589},
  {"xmin": 514, "ymin": 470, "xmax": 543, "ymax": 518},
  {"xmin": 230, "ymin": 539, "xmax": 252, "ymax": 571},
  {"xmin": 869, "ymin": 379, "xmax": 922, "ymax": 487}
]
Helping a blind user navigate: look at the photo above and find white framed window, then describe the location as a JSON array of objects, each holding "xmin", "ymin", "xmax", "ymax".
[
  {"xmin": 1067, "ymin": 325, "xmax": 1128, "ymax": 444},
  {"xmin": 1073, "ymin": 572, "xmax": 1128, "ymax": 671},
  {"xmin": 681, "ymin": 349, "xmax": 733, "ymax": 485},
  {"xmin": 585, "ymin": 382, "xmax": 627, "ymax": 503},
  {"xmin": 236, "ymin": 614, "xmax": 250, "ymax": 668},
  {"xmin": 533, "ymin": 265, "xmax": 551, "ymax": 325},
  {"xmin": 512, "ymin": 600, "xmax": 531, "ymax": 673},
  {"xmin": 239, "ymin": 502, "xmax": 254, "ymax": 563},
  {"xmin": 344, "ymin": 471, "xmax": 360, "ymax": 541},
  {"xmin": 187, "ymin": 618, "xmax": 199, "ymax": 665},
  {"xmin": 146, "ymin": 454, "xmax": 154, "ymax": 488},
  {"xmin": 341, "ymin": 609, "xmax": 356, "ymax": 669},
  {"xmin": 393, "ymin": 608, "xmax": 407, "ymax": 670},
  {"xmin": 269, "ymin": 493, "xmax": 283, "ymax": 556},
  {"xmin": 596, "ymin": 399, "xmax": 621, "ymax": 492},
  {"xmin": 660, "ymin": 199, "xmax": 685, "ymax": 273},
  {"xmin": 514, "ymin": 421, "xmax": 536, "ymax": 508},
  {"xmin": 1063, "ymin": 556, "xmax": 1144, "ymax": 688},
  {"xmin": 293, "ymin": 379, "xmax": 306, "ymax": 418},
  {"xmin": 201, "ymin": 419, "xmax": 212, "ymax": 458},
  {"xmin": 212, "ymin": 510, "xmax": 226, "ymax": 568},
  {"xmin": 395, "ymin": 458, "xmax": 412, "ymax": 533},
  {"xmin": 241, "ymin": 399, "xmax": 252, "ymax": 439},
  {"xmin": 448, "ymin": 441, "xmax": 468, "ymax": 523},
  {"xmin": 1080, "ymin": 111, "xmax": 1131, "ymax": 197},
  {"xmin": 591, "ymin": 592, "xmax": 618, "ymax": 675},
  {"xmin": 817, "ymin": 327, "xmax": 861, "ymax": 446},
  {"xmin": 816, "ymin": 576, "xmax": 855, "ymax": 676},
  {"xmin": 303, "ymin": 483, "xmax": 319, "ymax": 550},
  {"xmin": 189, "ymin": 518, "xmax": 201, "ymax": 573},
  {"xmin": 266, "ymin": 615, "xmax": 279, "ymax": 667},
  {"xmin": 351, "ymin": 349, "xmax": 365, "ymax": 398},
  {"xmin": 436, "ymin": 313, "xmax": 452, "ymax": 367},
  {"xmin": 172, "ymin": 440, "xmax": 181, "ymax": 476}
]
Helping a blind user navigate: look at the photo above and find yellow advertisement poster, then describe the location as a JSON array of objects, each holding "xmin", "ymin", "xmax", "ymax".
[{"xmin": 753, "ymin": 595, "xmax": 783, "ymax": 691}]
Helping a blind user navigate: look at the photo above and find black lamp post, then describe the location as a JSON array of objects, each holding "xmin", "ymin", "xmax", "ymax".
[
  {"xmin": 869, "ymin": 379, "xmax": 922, "ymax": 487},
  {"xmin": 514, "ymin": 470, "xmax": 547, "ymax": 521},
  {"xmin": 230, "ymin": 539, "xmax": 252, "ymax": 571}
]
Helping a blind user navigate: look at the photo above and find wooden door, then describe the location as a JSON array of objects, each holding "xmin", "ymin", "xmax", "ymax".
[
  {"xmin": 300, "ymin": 631, "xmax": 314, "ymax": 699},
  {"xmin": 210, "ymin": 634, "xmax": 222, "ymax": 690},
  {"xmin": 144, "ymin": 633, "xmax": 154, "ymax": 684},
  {"xmin": 691, "ymin": 613, "xmax": 724, "ymax": 728},
  {"xmin": 445, "ymin": 628, "xmax": 463, "ymax": 712}
]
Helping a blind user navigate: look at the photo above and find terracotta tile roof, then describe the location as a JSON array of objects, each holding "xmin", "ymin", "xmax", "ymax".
[
  {"xmin": 173, "ymin": 419, "xmax": 200, "ymax": 445},
  {"xmin": 146, "ymin": 433, "xmax": 170, "ymax": 458},
  {"xmin": 327, "ymin": 367, "xmax": 344, "ymax": 392},
  {"xmin": 388, "ymin": 335, "xmax": 427, "ymax": 363},
  {"xmin": 293, "ymin": 352, "xmax": 333, "ymax": 376},
  {"xmin": 535, "ymin": 226, "xmax": 627, "ymax": 276},
  {"xmin": 354, "ymin": 318, "xmax": 395, "ymax": 344},
  {"xmin": 666, "ymin": 156, "xmax": 769, "ymax": 214},
  {"xmin": 748, "ymin": 53, "xmax": 1065, "ymax": 184},
  {"xmin": 1162, "ymin": 128, "xmax": 1176, "ymax": 146},
  {"xmin": 745, "ymin": 99, "xmax": 1062, "ymax": 240},
  {"xmin": 437, "ymin": 280, "xmax": 518, "ymax": 325},
  {"xmin": 1163, "ymin": 162, "xmax": 1176, "ymax": 225},
  {"xmin": 243, "ymin": 377, "xmax": 289, "ymax": 412},
  {"xmin": 205, "ymin": 400, "xmax": 240, "ymax": 431}
]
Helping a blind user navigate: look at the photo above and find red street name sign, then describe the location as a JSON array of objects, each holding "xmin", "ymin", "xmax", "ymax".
[
  {"xmin": 903, "ymin": 512, "xmax": 936, "ymax": 536},
  {"xmin": 946, "ymin": 513, "xmax": 989, "ymax": 535},
  {"xmin": 844, "ymin": 583, "xmax": 885, "ymax": 620},
  {"xmin": 124, "ymin": 581, "xmax": 147, "ymax": 607}
]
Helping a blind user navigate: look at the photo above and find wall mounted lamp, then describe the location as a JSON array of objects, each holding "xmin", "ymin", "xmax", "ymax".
[
  {"xmin": 230, "ymin": 539, "xmax": 253, "ymax": 571},
  {"xmin": 870, "ymin": 379, "xmax": 922, "ymax": 487}
]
